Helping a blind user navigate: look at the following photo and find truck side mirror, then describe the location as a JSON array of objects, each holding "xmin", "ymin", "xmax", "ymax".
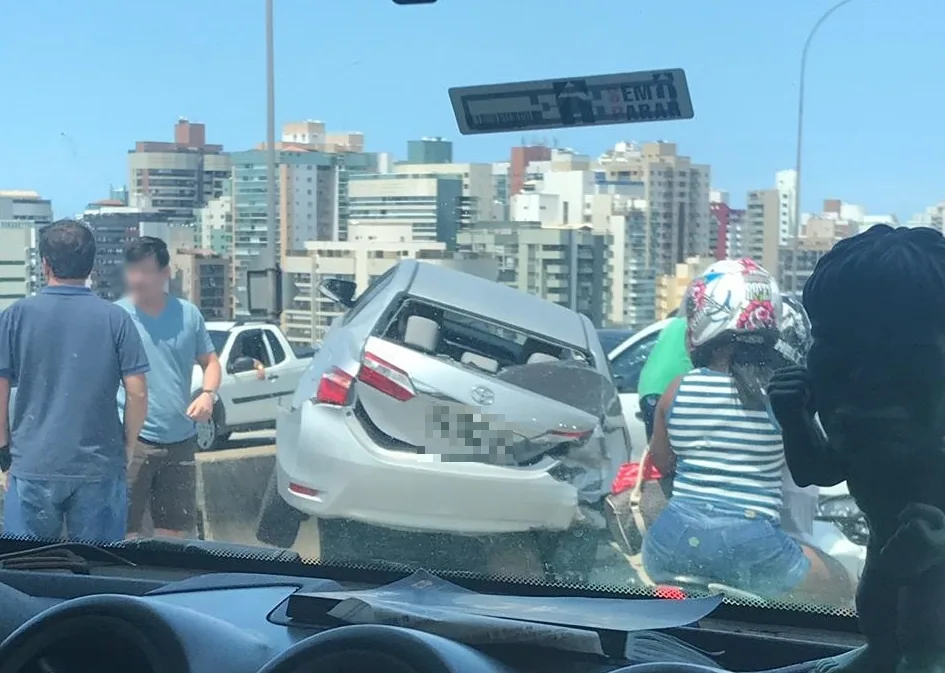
[{"xmin": 228, "ymin": 356, "xmax": 257, "ymax": 374}]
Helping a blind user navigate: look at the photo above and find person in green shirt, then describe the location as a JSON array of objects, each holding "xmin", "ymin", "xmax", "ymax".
[{"xmin": 636, "ymin": 314, "xmax": 693, "ymax": 441}]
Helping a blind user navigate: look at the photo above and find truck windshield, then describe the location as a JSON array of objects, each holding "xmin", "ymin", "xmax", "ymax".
[{"xmin": 209, "ymin": 330, "xmax": 229, "ymax": 355}]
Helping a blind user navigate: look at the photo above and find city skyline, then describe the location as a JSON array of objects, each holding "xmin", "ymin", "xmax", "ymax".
[
  {"xmin": 2, "ymin": 123, "xmax": 935, "ymax": 225},
  {"xmin": 2, "ymin": 0, "xmax": 943, "ymax": 219}
]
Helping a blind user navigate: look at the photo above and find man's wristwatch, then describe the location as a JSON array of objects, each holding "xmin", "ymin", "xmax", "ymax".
[
  {"xmin": 0, "ymin": 444, "xmax": 10, "ymax": 473},
  {"xmin": 201, "ymin": 389, "xmax": 219, "ymax": 403}
]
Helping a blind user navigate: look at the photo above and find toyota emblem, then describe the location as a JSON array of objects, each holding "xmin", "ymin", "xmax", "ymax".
[{"xmin": 470, "ymin": 386, "xmax": 495, "ymax": 406}]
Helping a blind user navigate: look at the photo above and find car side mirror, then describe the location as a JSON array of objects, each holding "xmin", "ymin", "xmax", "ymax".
[
  {"xmin": 317, "ymin": 278, "xmax": 357, "ymax": 308},
  {"xmin": 228, "ymin": 356, "xmax": 256, "ymax": 374}
]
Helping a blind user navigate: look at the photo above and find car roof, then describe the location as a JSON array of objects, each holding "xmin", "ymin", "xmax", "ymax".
[
  {"xmin": 401, "ymin": 260, "xmax": 590, "ymax": 348},
  {"xmin": 607, "ymin": 318, "xmax": 674, "ymax": 358},
  {"xmin": 206, "ymin": 321, "xmax": 238, "ymax": 331}
]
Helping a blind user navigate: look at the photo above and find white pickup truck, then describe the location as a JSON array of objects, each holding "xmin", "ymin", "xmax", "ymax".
[{"xmin": 196, "ymin": 321, "xmax": 315, "ymax": 450}]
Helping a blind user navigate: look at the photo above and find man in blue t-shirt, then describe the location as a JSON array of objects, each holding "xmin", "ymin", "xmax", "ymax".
[
  {"xmin": 0, "ymin": 220, "xmax": 150, "ymax": 542},
  {"xmin": 117, "ymin": 237, "xmax": 221, "ymax": 538}
]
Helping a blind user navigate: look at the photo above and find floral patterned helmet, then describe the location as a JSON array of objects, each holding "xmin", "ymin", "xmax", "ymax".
[
  {"xmin": 775, "ymin": 296, "xmax": 813, "ymax": 366},
  {"xmin": 682, "ymin": 258, "xmax": 782, "ymax": 352}
]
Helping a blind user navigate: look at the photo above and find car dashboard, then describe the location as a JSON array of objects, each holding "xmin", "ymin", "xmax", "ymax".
[{"xmin": 0, "ymin": 564, "xmax": 863, "ymax": 673}]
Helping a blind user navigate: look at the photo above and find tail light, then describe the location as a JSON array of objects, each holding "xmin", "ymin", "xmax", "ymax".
[
  {"xmin": 314, "ymin": 367, "xmax": 355, "ymax": 405},
  {"xmin": 358, "ymin": 352, "xmax": 416, "ymax": 401}
]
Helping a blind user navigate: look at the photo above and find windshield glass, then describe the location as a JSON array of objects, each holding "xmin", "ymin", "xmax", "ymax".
[
  {"xmin": 209, "ymin": 331, "xmax": 229, "ymax": 356},
  {"xmin": 4, "ymin": 0, "xmax": 939, "ymax": 621}
]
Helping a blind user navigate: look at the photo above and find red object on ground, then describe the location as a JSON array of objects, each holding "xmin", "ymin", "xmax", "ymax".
[{"xmin": 611, "ymin": 461, "xmax": 663, "ymax": 495}]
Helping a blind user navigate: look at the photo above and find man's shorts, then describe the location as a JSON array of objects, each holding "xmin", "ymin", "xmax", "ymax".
[{"xmin": 127, "ymin": 437, "xmax": 198, "ymax": 535}]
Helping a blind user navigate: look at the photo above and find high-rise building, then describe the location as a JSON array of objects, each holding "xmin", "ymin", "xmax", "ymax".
[
  {"xmin": 281, "ymin": 120, "xmax": 364, "ymax": 153},
  {"xmin": 710, "ymin": 200, "xmax": 745, "ymax": 261},
  {"xmin": 741, "ymin": 189, "xmax": 781, "ymax": 275},
  {"xmin": 655, "ymin": 257, "xmax": 714, "ymax": 320},
  {"xmin": 597, "ymin": 142, "xmax": 711, "ymax": 277},
  {"xmin": 492, "ymin": 162, "xmax": 510, "ymax": 220},
  {"xmin": 80, "ymin": 204, "xmax": 188, "ymax": 301},
  {"xmin": 128, "ymin": 118, "xmax": 231, "ymax": 225},
  {"xmin": 407, "ymin": 137, "xmax": 452, "ymax": 164},
  {"xmin": 0, "ymin": 191, "xmax": 54, "ymax": 302},
  {"xmin": 457, "ymin": 221, "xmax": 611, "ymax": 327},
  {"xmin": 775, "ymin": 169, "xmax": 797, "ymax": 246},
  {"xmin": 229, "ymin": 148, "xmax": 377, "ymax": 317},
  {"xmin": 0, "ymin": 190, "xmax": 54, "ymax": 228},
  {"xmin": 392, "ymin": 162, "xmax": 498, "ymax": 225},
  {"xmin": 0, "ymin": 225, "xmax": 36, "ymax": 309},
  {"xmin": 282, "ymin": 222, "xmax": 496, "ymax": 344},
  {"xmin": 347, "ymin": 172, "xmax": 463, "ymax": 249},
  {"xmin": 169, "ymin": 249, "xmax": 232, "ymax": 320},
  {"xmin": 509, "ymin": 145, "xmax": 552, "ymax": 196},
  {"xmin": 196, "ymin": 186, "xmax": 233, "ymax": 257}
]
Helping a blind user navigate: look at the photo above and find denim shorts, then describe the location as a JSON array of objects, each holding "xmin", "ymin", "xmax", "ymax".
[
  {"xmin": 642, "ymin": 499, "xmax": 810, "ymax": 597},
  {"xmin": 2, "ymin": 474, "xmax": 127, "ymax": 543}
]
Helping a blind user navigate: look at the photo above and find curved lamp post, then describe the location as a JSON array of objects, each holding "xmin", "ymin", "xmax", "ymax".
[{"xmin": 790, "ymin": 0, "xmax": 858, "ymax": 295}]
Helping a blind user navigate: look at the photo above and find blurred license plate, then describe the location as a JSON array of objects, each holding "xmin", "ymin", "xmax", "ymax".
[{"xmin": 424, "ymin": 403, "xmax": 518, "ymax": 463}]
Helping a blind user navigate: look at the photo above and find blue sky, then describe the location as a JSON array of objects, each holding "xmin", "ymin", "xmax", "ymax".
[{"xmin": 1, "ymin": 0, "xmax": 942, "ymax": 220}]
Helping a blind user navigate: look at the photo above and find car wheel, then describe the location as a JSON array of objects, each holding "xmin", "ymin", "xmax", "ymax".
[
  {"xmin": 256, "ymin": 470, "xmax": 306, "ymax": 548},
  {"xmin": 195, "ymin": 417, "xmax": 219, "ymax": 451}
]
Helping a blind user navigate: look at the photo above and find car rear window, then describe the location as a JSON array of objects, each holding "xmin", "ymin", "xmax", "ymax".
[{"xmin": 378, "ymin": 297, "xmax": 591, "ymax": 373}]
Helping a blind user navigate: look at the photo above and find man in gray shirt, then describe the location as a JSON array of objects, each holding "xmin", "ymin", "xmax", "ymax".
[{"xmin": 0, "ymin": 220, "xmax": 150, "ymax": 542}]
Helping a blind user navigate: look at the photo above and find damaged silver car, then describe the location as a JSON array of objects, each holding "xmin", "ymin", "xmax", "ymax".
[{"xmin": 271, "ymin": 259, "xmax": 631, "ymax": 577}]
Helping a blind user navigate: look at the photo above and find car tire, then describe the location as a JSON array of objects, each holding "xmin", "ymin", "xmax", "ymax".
[
  {"xmin": 195, "ymin": 401, "xmax": 228, "ymax": 452},
  {"xmin": 195, "ymin": 417, "xmax": 220, "ymax": 452},
  {"xmin": 256, "ymin": 470, "xmax": 306, "ymax": 548}
]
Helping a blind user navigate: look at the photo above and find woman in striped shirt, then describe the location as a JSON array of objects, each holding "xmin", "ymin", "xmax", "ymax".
[{"xmin": 641, "ymin": 259, "xmax": 846, "ymax": 600}]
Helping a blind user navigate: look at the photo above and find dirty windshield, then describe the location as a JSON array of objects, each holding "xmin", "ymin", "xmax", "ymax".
[{"xmin": 1, "ymin": 0, "xmax": 943, "ymax": 619}]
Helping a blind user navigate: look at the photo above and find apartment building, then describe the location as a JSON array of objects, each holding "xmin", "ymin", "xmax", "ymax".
[
  {"xmin": 655, "ymin": 256, "xmax": 714, "ymax": 320},
  {"xmin": 280, "ymin": 120, "xmax": 364, "ymax": 154},
  {"xmin": 0, "ymin": 224, "xmax": 35, "ymax": 309},
  {"xmin": 0, "ymin": 190, "xmax": 53, "ymax": 228},
  {"xmin": 776, "ymin": 169, "xmax": 798, "ymax": 246},
  {"xmin": 169, "ymin": 248, "xmax": 231, "ymax": 320},
  {"xmin": 80, "ymin": 205, "xmax": 192, "ymax": 301},
  {"xmin": 597, "ymin": 142, "xmax": 711, "ymax": 277},
  {"xmin": 393, "ymin": 162, "xmax": 499, "ymax": 224},
  {"xmin": 229, "ymin": 148, "xmax": 377, "ymax": 317},
  {"xmin": 0, "ymin": 191, "xmax": 53, "ymax": 301},
  {"xmin": 347, "ymin": 172, "xmax": 463, "ymax": 249},
  {"xmin": 128, "ymin": 119, "xmax": 231, "ymax": 225},
  {"xmin": 407, "ymin": 137, "xmax": 452, "ymax": 164},
  {"xmin": 457, "ymin": 220, "xmax": 611, "ymax": 327},
  {"xmin": 197, "ymin": 189, "xmax": 233, "ymax": 257},
  {"xmin": 509, "ymin": 144, "xmax": 552, "ymax": 196},
  {"xmin": 740, "ymin": 189, "xmax": 781, "ymax": 275}
]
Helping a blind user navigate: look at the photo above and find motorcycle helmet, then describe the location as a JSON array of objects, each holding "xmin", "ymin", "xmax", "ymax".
[
  {"xmin": 774, "ymin": 296, "xmax": 813, "ymax": 366},
  {"xmin": 683, "ymin": 257, "xmax": 782, "ymax": 353}
]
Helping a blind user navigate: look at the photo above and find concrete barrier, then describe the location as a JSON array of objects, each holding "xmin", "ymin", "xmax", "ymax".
[{"xmin": 195, "ymin": 445, "xmax": 277, "ymax": 545}]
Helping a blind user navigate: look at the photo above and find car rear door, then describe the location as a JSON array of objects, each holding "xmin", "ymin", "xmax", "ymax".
[{"xmin": 609, "ymin": 326, "xmax": 663, "ymax": 456}]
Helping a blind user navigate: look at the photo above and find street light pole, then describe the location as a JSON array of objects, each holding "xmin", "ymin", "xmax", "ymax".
[
  {"xmin": 790, "ymin": 0, "xmax": 857, "ymax": 296},
  {"xmin": 264, "ymin": 0, "xmax": 280, "ymax": 320}
]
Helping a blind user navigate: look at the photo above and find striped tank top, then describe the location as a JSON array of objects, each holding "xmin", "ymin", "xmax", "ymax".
[{"xmin": 666, "ymin": 368, "xmax": 785, "ymax": 521}]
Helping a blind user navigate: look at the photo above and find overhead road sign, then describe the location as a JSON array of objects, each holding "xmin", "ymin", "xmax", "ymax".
[{"xmin": 449, "ymin": 68, "xmax": 694, "ymax": 136}]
